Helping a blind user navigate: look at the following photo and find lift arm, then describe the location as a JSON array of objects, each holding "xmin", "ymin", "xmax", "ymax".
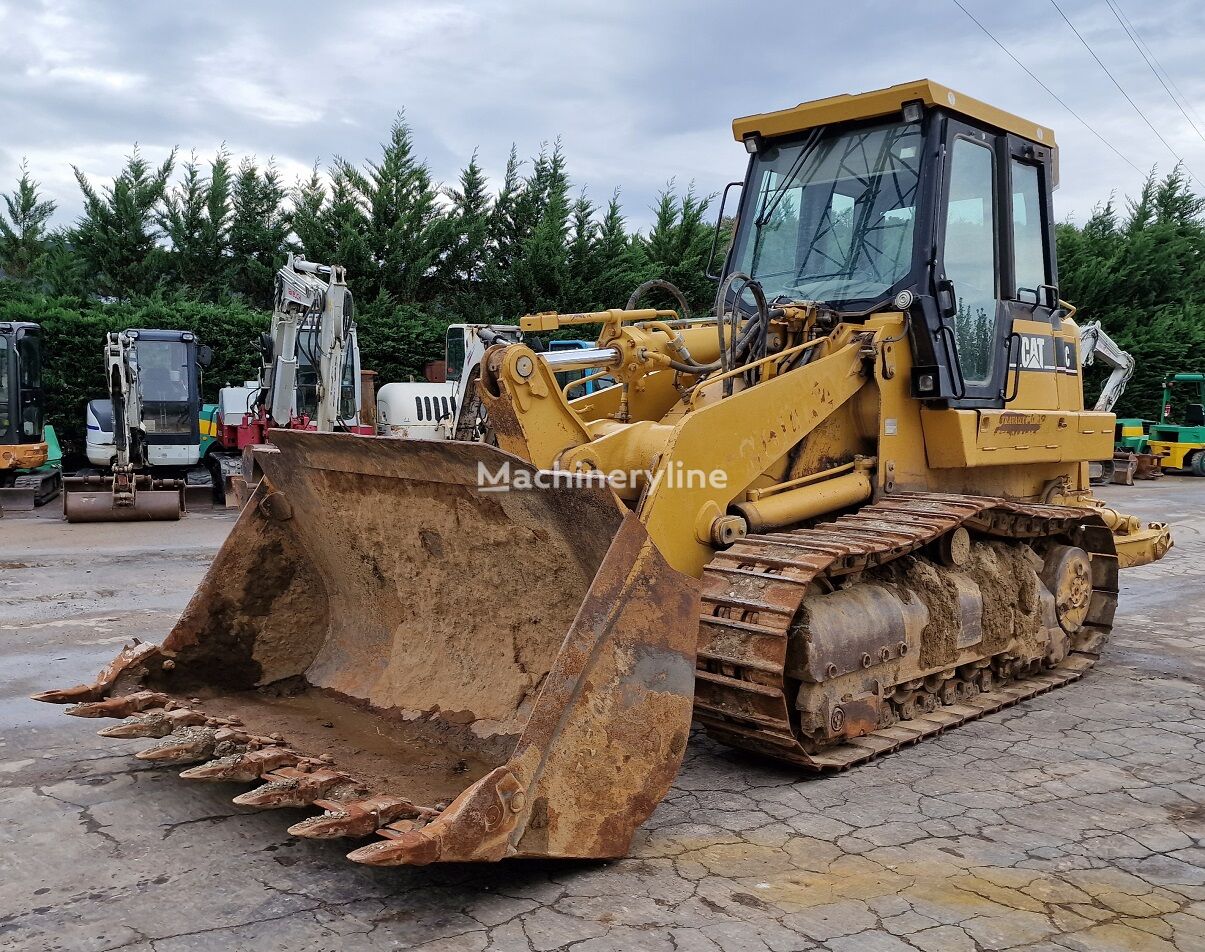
[{"xmin": 1079, "ymin": 320, "xmax": 1135, "ymax": 413}]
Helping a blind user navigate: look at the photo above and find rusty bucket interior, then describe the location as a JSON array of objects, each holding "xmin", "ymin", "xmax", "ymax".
[{"xmin": 38, "ymin": 431, "xmax": 698, "ymax": 865}]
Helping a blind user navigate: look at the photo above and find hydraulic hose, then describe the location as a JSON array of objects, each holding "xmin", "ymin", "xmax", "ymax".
[{"xmin": 626, "ymin": 279, "xmax": 692, "ymax": 320}]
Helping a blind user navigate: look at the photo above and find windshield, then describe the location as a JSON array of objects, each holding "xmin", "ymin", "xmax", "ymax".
[
  {"xmin": 133, "ymin": 338, "xmax": 192, "ymax": 436},
  {"xmin": 134, "ymin": 340, "xmax": 191, "ymax": 402},
  {"xmin": 730, "ymin": 120, "xmax": 923, "ymax": 306},
  {"xmin": 297, "ymin": 327, "xmax": 356, "ymax": 423}
]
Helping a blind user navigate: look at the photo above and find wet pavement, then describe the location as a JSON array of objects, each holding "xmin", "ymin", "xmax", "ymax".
[{"xmin": 0, "ymin": 482, "xmax": 1203, "ymax": 952}]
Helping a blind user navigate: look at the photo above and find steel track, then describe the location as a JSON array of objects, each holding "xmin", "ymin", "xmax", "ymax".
[{"xmin": 695, "ymin": 492, "xmax": 1119, "ymax": 771}]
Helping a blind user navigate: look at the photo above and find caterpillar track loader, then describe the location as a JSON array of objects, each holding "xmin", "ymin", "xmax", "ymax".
[{"xmin": 35, "ymin": 80, "xmax": 1171, "ymax": 867}]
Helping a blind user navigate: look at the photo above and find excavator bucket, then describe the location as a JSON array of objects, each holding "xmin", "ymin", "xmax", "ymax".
[
  {"xmin": 62, "ymin": 474, "xmax": 183, "ymax": 523},
  {"xmin": 36, "ymin": 431, "xmax": 699, "ymax": 865}
]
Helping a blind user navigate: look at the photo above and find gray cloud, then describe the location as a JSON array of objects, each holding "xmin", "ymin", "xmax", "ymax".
[{"xmin": 3, "ymin": 0, "xmax": 1204, "ymax": 235}]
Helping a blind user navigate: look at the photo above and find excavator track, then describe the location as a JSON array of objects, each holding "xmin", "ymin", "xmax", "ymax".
[{"xmin": 695, "ymin": 492, "xmax": 1118, "ymax": 771}]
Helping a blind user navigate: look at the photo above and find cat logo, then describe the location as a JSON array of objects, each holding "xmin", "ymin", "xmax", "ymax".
[
  {"xmin": 1020, "ymin": 335, "xmax": 1046, "ymax": 369},
  {"xmin": 1009, "ymin": 332, "xmax": 1076, "ymax": 374}
]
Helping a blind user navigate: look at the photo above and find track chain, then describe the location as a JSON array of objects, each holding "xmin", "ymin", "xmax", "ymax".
[{"xmin": 695, "ymin": 492, "xmax": 1119, "ymax": 771}]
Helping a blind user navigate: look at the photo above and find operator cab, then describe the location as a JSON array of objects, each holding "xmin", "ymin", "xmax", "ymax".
[
  {"xmin": 0, "ymin": 322, "xmax": 45, "ymax": 449},
  {"xmin": 295, "ymin": 319, "xmax": 361, "ymax": 428},
  {"xmin": 725, "ymin": 80, "xmax": 1060, "ymax": 410}
]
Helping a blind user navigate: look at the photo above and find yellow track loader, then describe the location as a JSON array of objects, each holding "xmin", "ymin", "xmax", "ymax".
[{"xmin": 36, "ymin": 80, "xmax": 1171, "ymax": 867}]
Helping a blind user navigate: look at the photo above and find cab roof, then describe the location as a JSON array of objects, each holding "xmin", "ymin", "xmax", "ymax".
[
  {"xmin": 127, "ymin": 328, "xmax": 196, "ymax": 342},
  {"xmin": 732, "ymin": 79, "xmax": 1057, "ymax": 151},
  {"xmin": 0, "ymin": 321, "xmax": 41, "ymax": 334}
]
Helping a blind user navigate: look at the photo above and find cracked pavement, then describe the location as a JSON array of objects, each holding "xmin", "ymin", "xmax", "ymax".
[{"xmin": 1, "ymin": 482, "xmax": 1204, "ymax": 952}]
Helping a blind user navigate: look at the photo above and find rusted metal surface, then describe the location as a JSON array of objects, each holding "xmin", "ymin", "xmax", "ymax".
[
  {"xmin": 695, "ymin": 492, "xmax": 1119, "ymax": 771},
  {"xmin": 63, "ymin": 474, "xmax": 183, "ymax": 523},
  {"xmin": 33, "ymin": 430, "xmax": 699, "ymax": 867}
]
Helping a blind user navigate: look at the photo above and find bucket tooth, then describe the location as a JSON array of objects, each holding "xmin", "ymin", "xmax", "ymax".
[
  {"xmin": 32, "ymin": 641, "xmax": 162, "ymax": 704},
  {"xmin": 347, "ymin": 830, "xmax": 442, "ymax": 867},
  {"xmin": 68, "ymin": 691, "xmax": 171, "ymax": 719},
  {"xmin": 179, "ymin": 747, "xmax": 300, "ymax": 782},
  {"xmin": 99, "ymin": 712, "xmax": 173, "ymax": 739},
  {"xmin": 99, "ymin": 708, "xmax": 207, "ymax": 739},
  {"xmin": 231, "ymin": 767, "xmax": 363, "ymax": 809},
  {"xmin": 287, "ymin": 796, "xmax": 432, "ymax": 840},
  {"xmin": 134, "ymin": 726, "xmax": 220, "ymax": 765}
]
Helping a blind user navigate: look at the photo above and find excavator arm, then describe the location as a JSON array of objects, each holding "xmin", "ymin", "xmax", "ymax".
[
  {"xmin": 261, "ymin": 255, "xmax": 355, "ymax": 432},
  {"xmin": 1079, "ymin": 320, "xmax": 1135, "ymax": 413}
]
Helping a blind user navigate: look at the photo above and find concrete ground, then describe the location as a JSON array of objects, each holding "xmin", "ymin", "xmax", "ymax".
[{"xmin": 1, "ymin": 483, "xmax": 1203, "ymax": 952}]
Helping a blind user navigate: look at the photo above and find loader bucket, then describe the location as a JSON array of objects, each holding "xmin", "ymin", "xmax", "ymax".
[
  {"xmin": 0, "ymin": 484, "xmax": 37, "ymax": 512},
  {"xmin": 183, "ymin": 480, "xmax": 219, "ymax": 512},
  {"xmin": 36, "ymin": 431, "xmax": 699, "ymax": 865},
  {"xmin": 63, "ymin": 475, "xmax": 183, "ymax": 523}
]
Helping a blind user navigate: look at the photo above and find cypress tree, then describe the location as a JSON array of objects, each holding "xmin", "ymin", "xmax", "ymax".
[
  {"xmin": 0, "ymin": 160, "xmax": 57, "ymax": 280},
  {"xmin": 73, "ymin": 146, "xmax": 176, "ymax": 298},
  {"xmin": 228, "ymin": 158, "xmax": 290, "ymax": 309}
]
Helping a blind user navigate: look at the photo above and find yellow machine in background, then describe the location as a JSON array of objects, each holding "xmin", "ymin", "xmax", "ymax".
[{"xmin": 38, "ymin": 80, "xmax": 1170, "ymax": 868}]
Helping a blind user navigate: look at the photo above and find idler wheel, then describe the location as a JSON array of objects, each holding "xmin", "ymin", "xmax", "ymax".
[{"xmin": 1040, "ymin": 545, "xmax": 1093, "ymax": 633}]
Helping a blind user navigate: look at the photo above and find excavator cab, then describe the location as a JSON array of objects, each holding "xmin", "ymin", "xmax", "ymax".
[
  {"xmin": 294, "ymin": 320, "xmax": 362, "ymax": 428},
  {"xmin": 0, "ymin": 321, "xmax": 61, "ymax": 510},
  {"xmin": 38, "ymin": 81, "xmax": 1169, "ymax": 867}
]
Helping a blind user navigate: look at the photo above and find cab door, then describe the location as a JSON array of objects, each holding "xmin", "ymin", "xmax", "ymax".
[
  {"xmin": 15, "ymin": 327, "xmax": 45, "ymax": 443},
  {"xmin": 1002, "ymin": 139, "xmax": 1066, "ymax": 411},
  {"xmin": 935, "ymin": 120, "xmax": 1009, "ymax": 406}
]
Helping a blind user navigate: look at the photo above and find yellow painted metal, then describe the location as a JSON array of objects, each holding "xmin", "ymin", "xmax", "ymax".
[
  {"xmin": 0, "ymin": 441, "xmax": 48, "ymax": 471},
  {"xmin": 920, "ymin": 408, "xmax": 1114, "ymax": 468},
  {"xmin": 519, "ymin": 308, "xmax": 678, "ymax": 332},
  {"xmin": 686, "ymin": 337, "xmax": 827, "ymax": 408},
  {"xmin": 33, "ymin": 84, "xmax": 1176, "ymax": 873},
  {"xmin": 733, "ymin": 79, "xmax": 1057, "ymax": 160},
  {"xmin": 1146, "ymin": 441, "xmax": 1201, "ymax": 469},
  {"xmin": 746, "ymin": 459, "xmax": 863, "ymax": 500},
  {"xmin": 1088, "ymin": 503, "xmax": 1172, "ymax": 568},
  {"xmin": 482, "ymin": 302, "xmax": 1166, "ymax": 570},
  {"xmin": 732, "ymin": 467, "xmax": 873, "ymax": 534}
]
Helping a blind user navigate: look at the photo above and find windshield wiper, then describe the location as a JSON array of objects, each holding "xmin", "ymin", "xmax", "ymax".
[{"xmin": 753, "ymin": 126, "xmax": 826, "ymax": 229}]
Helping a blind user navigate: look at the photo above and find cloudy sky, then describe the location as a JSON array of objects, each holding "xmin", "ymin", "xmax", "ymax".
[{"xmin": 3, "ymin": 0, "xmax": 1204, "ymax": 234}]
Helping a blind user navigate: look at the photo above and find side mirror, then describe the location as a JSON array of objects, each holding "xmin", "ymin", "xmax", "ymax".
[
  {"xmin": 197, "ymin": 344, "xmax": 214, "ymax": 368},
  {"xmin": 705, "ymin": 181, "xmax": 744, "ymax": 281}
]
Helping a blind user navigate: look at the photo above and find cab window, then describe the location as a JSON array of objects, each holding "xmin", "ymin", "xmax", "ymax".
[
  {"xmin": 1011, "ymin": 160, "xmax": 1048, "ymax": 301},
  {"xmin": 446, "ymin": 329, "xmax": 466, "ymax": 382},
  {"xmin": 943, "ymin": 137, "xmax": 1000, "ymax": 384},
  {"xmin": 17, "ymin": 333, "xmax": 43, "ymax": 438}
]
